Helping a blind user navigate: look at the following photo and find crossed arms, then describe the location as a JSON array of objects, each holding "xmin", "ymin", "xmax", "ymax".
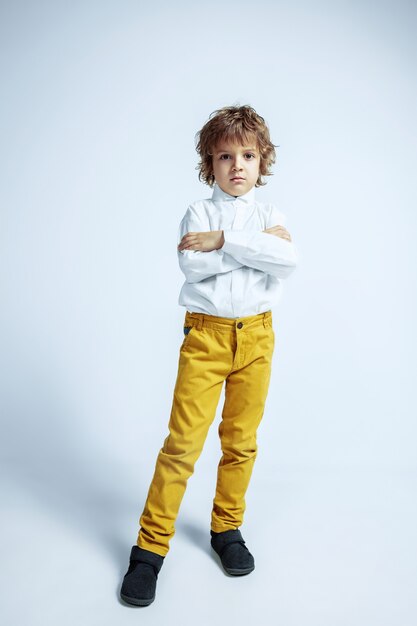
[{"xmin": 177, "ymin": 205, "xmax": 298, "ymax": 283}]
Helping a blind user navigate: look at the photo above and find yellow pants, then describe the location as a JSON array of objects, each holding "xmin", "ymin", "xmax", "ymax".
[{"xmin": 137, "ymin": 309, "xmax": 275, "ymax": 556}]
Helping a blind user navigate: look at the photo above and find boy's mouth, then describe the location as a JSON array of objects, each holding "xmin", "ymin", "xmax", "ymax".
[{"xmin": 231, "ymin": 177, "xmax": 245, "ymax": 181}]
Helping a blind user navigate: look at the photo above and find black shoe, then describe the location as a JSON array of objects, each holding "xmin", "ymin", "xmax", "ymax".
[
  {"xmin": 210, "ymin": 528, "xmax": 255, "ymax": 575},
  {"xmin": 120, "ymin": 546, "xmax": 165, "ymax": 606}
]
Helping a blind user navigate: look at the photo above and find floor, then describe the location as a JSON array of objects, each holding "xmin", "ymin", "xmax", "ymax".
[{"xmin": 1, "ymin": 465, "xmax": 416, "ymax": 626}]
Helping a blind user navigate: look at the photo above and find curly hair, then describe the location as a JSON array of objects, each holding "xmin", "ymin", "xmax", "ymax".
[{"xmin": 195, "ymin": 104, "xmax": 277, "ymax": 187}]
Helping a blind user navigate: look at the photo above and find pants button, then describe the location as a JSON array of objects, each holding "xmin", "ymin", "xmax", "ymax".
[{"xmin": 237, "ymin": 322, "xmax": 243, "ymax": 328}]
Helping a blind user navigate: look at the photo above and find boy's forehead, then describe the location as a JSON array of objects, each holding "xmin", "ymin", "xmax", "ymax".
[{"xmin": 213, "ymin": 138, "xmax": 259, "ymax": 152}]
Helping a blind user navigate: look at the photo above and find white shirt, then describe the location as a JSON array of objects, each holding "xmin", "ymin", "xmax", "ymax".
[{"xmin": 177, "ymin": 183, "xmax": 299, "ymax": 318}]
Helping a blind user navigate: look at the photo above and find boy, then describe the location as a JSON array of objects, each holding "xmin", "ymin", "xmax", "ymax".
[{"xmin": 120, "ymin": 104, "xmax": 298, "ymax": 606}]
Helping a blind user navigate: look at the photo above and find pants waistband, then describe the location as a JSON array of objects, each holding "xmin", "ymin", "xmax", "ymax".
[{"xmin": 184, "ymin": 310, "xmax": 272, "ymax": 332}]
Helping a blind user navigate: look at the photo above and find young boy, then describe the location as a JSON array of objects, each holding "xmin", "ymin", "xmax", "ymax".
[{"xmin": 120, "ymin": 104, "xmax": 298, "ymax": 606}]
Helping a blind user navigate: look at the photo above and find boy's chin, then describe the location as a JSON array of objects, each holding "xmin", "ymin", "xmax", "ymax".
[{"xmin": 217, "ymin": 182, "xmax": 254, "ymax": 197}]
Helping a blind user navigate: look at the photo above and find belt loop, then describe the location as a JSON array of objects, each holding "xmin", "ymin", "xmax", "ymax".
[
  {"xmin": 262, "ymin": 311, "xmax": 272, "ymax": 328},
  {"xmin": 198, "ymin": 314, "xmax": 204, "ymax": 331}
]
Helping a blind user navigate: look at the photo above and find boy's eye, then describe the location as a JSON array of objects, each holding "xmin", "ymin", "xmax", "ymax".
[{"xmin": 219, "ymin": 153, "xmax": 256, "ymax": 160}]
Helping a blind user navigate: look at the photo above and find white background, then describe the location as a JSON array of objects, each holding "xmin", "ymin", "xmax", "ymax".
[{"xmin": 1, "ymin": 1, "xmax": 416, "ymax": 624}]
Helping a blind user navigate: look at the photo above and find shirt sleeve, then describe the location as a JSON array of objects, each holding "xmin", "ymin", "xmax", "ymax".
[
  {"xmin": 177, "ymin": 205, "xmax": 245, "ymax": 284},
  {"xmin": 221, "ymin": 204, "xmax": 299, "ymax": 279}
]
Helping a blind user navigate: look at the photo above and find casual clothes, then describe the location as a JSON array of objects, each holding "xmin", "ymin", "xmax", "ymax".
[{"xmin": 136, "ymin": 183, "xmax": 298, "ymax": 556}]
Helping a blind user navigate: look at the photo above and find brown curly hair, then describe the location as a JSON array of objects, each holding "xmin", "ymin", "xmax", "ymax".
[{"xmin": 195, "ymin": 104, "xmax": 277, "ymax": 187}]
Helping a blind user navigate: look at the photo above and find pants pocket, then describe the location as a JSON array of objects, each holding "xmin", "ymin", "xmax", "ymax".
[{"xmin": 181, "ymin": 325, "xmax": 195, "ymax": 351}]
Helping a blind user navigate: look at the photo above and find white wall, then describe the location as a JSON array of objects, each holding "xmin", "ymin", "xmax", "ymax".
[{"xmin": 0, "ymin": 1, "xmax": 416, "ymax": 623}]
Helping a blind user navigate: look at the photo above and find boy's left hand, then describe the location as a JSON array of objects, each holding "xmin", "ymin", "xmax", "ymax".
[{"xmin": 177, "ymin": 230, "xmax": 225, "ymax": 253}]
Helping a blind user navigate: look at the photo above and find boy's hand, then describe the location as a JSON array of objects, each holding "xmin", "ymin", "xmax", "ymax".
[
  {"xmin": 177, "ymin": 224, "xmax": 292, "ymax": 253},
  {"xmin": 263, "ymin": 224, "xmax": 292, "ymax": 242},
  {"xmin": 178, "ymin": 230, "xmax": 225, "ymax": 253}
]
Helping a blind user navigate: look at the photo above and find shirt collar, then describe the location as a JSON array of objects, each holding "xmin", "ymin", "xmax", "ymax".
[{"xmin": 211, "ymin": 183, "xmax": 256, "ymax": 205}]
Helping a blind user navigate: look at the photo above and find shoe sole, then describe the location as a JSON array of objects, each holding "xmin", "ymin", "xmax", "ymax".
[
  {"xmin": 223, "ymin": 564, "xmax": 255, "ymax": 576},
  {"xmin": 120, "ymin": 592, "xmax": 155, "ymax": 606}
]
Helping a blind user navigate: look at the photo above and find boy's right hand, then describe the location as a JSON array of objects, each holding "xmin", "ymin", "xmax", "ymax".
[{"xmin": 263, "ymin": 224, "xmax": 292, "ymax": 242}]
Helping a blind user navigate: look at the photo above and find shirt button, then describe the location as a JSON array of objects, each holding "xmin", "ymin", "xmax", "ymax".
[{"xmin": 237, "ymin": 322, "xmax": 243, "ymax": 329}]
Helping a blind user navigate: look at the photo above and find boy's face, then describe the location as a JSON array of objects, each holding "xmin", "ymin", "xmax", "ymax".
[{"xmin": 211, "ymin": 138, "xmax": 260, "ymax": 197}]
